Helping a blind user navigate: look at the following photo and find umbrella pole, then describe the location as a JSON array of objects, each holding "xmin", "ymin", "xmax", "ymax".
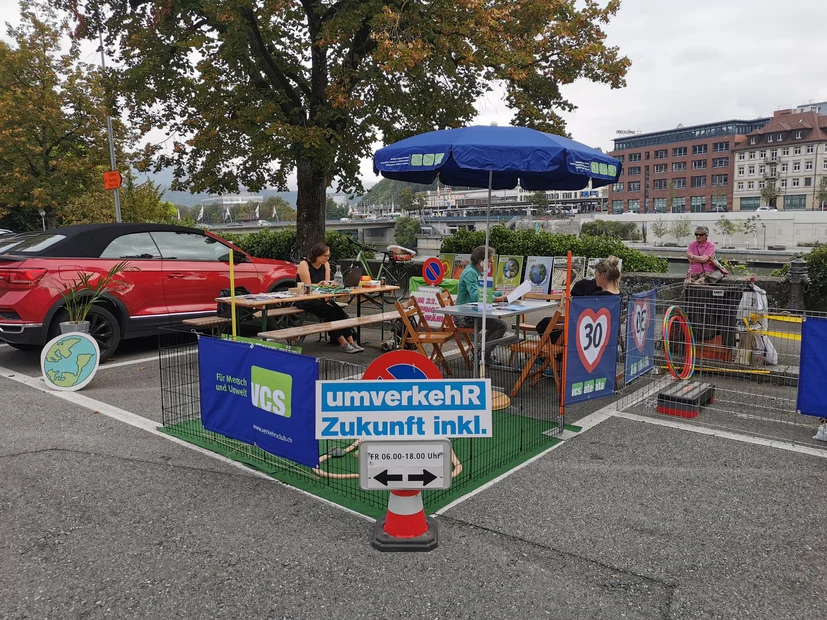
[{"xmin": 480, "ymin": 170, "xmax": 493, "ymax": 378}]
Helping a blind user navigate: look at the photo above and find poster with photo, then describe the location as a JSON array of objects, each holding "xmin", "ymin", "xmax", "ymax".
[
  {"xmin": 550, "ymin": 256, "xmax": 586, "ymax": 294},
  {"xmin": 494, "ymin": 255, "xmax": 524, "ymax": 293},
  {"xmin": 451, "ymin": 254, "xmax": 471, "ymax": 279},
  {"xmin": 586, "ymin": 257, "xmax": 623, "ymax": 279},
  {"xmin": 524, "ymin": 256, "xmax": 555, "ymax": 294}
]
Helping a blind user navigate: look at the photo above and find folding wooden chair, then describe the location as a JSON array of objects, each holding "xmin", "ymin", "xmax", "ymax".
[
  {"xmin": 515, "ymin": 292, "xmax": 563, "ymax": 337},
  {"xmin": 435, "ymin": 289, "xmax": 473, "ymax": 371},
  {"xmin": 508, "ymin": 310, "xmax": 564, "ymax": 397},
  {"xmin": 395, "ymin": 297, "xmax": 455, "ymax": 375}
]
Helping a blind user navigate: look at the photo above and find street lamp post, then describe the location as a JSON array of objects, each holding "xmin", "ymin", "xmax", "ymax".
[
  {"xmin": 39, "ymin": 209, "xmax": 45, "ymax": 231},
  {"xmin": 761, "ymin": 223, "xmax": 766, "ymax": 250},
  {"xmin": 98, "ymin": 20, "xmax": 121, "ymax": 223}
]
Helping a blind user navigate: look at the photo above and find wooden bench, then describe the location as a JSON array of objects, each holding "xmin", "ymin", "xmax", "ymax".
[
  {"xmin": 257, "ymin": 311, "xmax": 398, "ymax": 342},
  {"xmin": 183, "ymin": 307, "xmax": 305, "ymax": 336}
]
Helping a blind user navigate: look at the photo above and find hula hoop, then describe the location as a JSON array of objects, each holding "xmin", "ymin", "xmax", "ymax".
[{"xmin": 662, "ymin": 306, "xmax": 696, "ymax": 380}]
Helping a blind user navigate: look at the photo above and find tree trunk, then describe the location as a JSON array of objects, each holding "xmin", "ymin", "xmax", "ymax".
[{"xmin": 295, "ymin": 159, "xmax": 328, "ymax": 260}]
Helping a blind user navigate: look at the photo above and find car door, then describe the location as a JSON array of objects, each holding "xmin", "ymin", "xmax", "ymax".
[
  {"xmin": 150, "ymin": 231, "xmax": 261, "ymax": 318},
  {"xmin": 98, "ymin": 231, "xmax": 169, "ymax": 334}
]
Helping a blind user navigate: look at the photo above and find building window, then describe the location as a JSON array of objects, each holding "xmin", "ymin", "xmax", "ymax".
[
  {"xmin": 795, "ymin": 131, "xmax": 803, "ymax": 139},
  {"xmin": 628, "ymin": 166, "xmax": 641, "ymax": 175},
  {"xmin": 692, "ymin": 144, "xmax": 708, "ymax": 155},
  {"xmin": 748, "ymin": 166, "xmax": 755, "ymax": 175},
  {"xmin": 780, "ymin": 179, "xmax": 787, "ymax": 188},
  {"xmin": 794, "ymin": 146, "xmax": 801, "ymax": 155},
  {"xmin": 612, "ymin": 200, "xmax": 623, "ymax": 214},
  {"xmin": 692, "ymin": 160, "xmax": 707, "ymax": 170},
  {"xmin": 628, "ymin": 181, "xmax": 641, "ymax": 192},
  {"xmin": 645, "ymin": 152, "xmax": 651, "ymax": 160},
  {"xmin": 654, "ymin": 164, "xmax": 667, "ymax": 173},
  {"xmin": 793, "ymin": 161, "xmax": 800, "ymax": 172},
  {"xmin": 777, "ymin": 133, "xmax": 783, "ymax": 141},
  {"xmin": 805, "ymin": 177, "xmax": 812, "ymax": 187},
  {"xmin": 785, "ymin": 195, "xmax": 806, "ymax": 210},
  {"xmin": 653, "ymin": 179, "xmax": 667, "ymax": 191},
  {"xmin": 673, "ymin": 147, "xmax": 687, "ymax": 157},
  {"xmin": 807, "ymin": 144, "xmax": 815, "ymax": 154},
  {"xmin": 737, "ymin": 166, "xmax": 745, "ymax": 176},
  {"xmin": 770, "ymin": 149, "xmax": 777, "ymax": 160},
  {"xmin": 767, "ymin": 135, "xmax": 773, "ymax": 143},
  {"xmin": 806, "ymin": 160, "xmax": 814, "ymax": 171},
  {"xmin": 654, "ymin": 149, "xmax": 668, "ymax": 159},
  {"xmin": 750, "ymin": 137, "xmax": 757, "ymax": 145},
  {"xmin": 653, "ymin": 198, "xmax": 667, "ymax": 213},
  {"xmin": 616, "ymin": 155, "xmax": 624, "ymax": 162},
  {"xmin": 759, "ymin": 165, "xmax": 766, "ymax": 174},
  {"xmin": 711, "ymin": 195, "xmax": 727, "ymax": 210},
  {"xmin": 713, "ymin": 141, "xmax": 729, "ymax": 152},
  {"xmin": 691, "ymin": 175, "xmax": 707, "ymax": 188},
  {"xmin": 672, "ymin": 197, "xmax": 685, "ymax": 213},
  {"xmin": 792, "ymin": 178, "xmax": 800, "ymax": 187},
  {"xmin": 711, "ymin": 174, "xmax": 728, "ymax": 187},
  {"xmin": 672, "ymin": 162, "xmax": 686, "ymax": 172},
  {"xmin": 740, "ymin": 197, "xmax": 760, "ymax": 211},
  {"xmin": 824, "ymin": 160, "xmax": 827, "ymax": 171},
  {"xmin": 737, "ymin": 182, "xmax": 744, "ymax": 190},
  {"xmin": 690, "ymin": 196, "xmax": 706, "ymax": 213},
  {"xmin": 672, "ymin": 178, "xmax": 686, "ymax": 189},
  {"xmin": 612, "ymin": 182, "xmax": 624, "ymax": 192},
  {"xmin": 712, "ymin": 157, "xmax": 729, "ymax": 168},
  {"xmin": 781, "ymin": 163, "xmax": 788, "ymax": 173},
  {"xmin": 738, "ymin": 153, "xmax": 745, "ymax": 161},
  {"xmin": 782, "ymin": 148, "xmax": 790, "ymax": 156},
  {"xmin": 749, "ymin": 151, "xmax": 756, "ymax": 159},
  {"xmin": 759, "ymin": 150, "xmax": 766, "ymax": 158},
  {"xmin": 628, "ymin": 153, "xmax": 641, "ymax": 162},
  {"xmin": 747, "ymin": 181, "xmax": 754, "ymax": 190},
  {"xmin": 627, "ymin": 199, "xmax": 640, "ymax": 213},
  {"xmin": 758, "ymin": 181, "xmax": 765, "ymax": 190}
]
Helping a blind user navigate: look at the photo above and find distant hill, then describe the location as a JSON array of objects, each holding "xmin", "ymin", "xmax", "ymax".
[{"xmin": 360, "ymin": 178, "xmax": 472, "ymax": 206}]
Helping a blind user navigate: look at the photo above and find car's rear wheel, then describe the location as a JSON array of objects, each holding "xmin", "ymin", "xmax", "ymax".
[{"xmin": 50, "ymin": 306, "xmax": 122, "ymax": 361}]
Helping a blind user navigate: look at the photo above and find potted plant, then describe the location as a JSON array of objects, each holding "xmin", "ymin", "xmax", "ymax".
[{"xmin": 57, "ymin": 261, "xmax": 133, "ymax": 334}]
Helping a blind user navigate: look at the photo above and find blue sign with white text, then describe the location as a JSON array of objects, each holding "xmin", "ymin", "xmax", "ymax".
[
  {"xmin": 797, "ymin": 317, "xmax": 827, "ymax": 417},
  {"xmin": 565, "ymin": 295, "xmax": 622, "ymax": 404},
  {"xmin": 316, "ymin": 379, "xmax": 493, "ymax": 439},
  {"xmin": 624, "ymin": 289, "xmax": 656, "ymax": 384},
  {"xmin": 199, "ymin": 337, "xmax": 320, "ymax": 467}
]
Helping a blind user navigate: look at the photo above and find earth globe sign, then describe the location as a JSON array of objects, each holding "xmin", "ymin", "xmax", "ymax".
[
  {"xmin": 502, "ymin": 259, "xmax": 520, "ymax": 279},
  {"xmin": 529, "ymin": 263, "xmax": 548, "ymax": 286},
  {"xmin": 40, "ymin": 332, "xmax": 100, "ymax": 391}
]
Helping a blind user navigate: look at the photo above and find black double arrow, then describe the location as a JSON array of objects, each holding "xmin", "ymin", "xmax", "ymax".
[{"xmin": 373, "ymin": 469, "xmax": 438, "ymax": 487}]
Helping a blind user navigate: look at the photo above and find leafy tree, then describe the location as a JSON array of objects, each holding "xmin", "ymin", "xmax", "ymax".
[
  {"xmin": 669, "ymin": 216, "xmax": 692, "ymax": 245},
  {"xmin": 526, "ymin": 191, "xmax": 549, "ymax": 215},
  {"xmin": 325, "ymin": 197, "xmax": 348, "ymax": 221},
  {"xmin": 714, "ymin": 216, "xmax": 737, "ymax": 248},
  {"xmin": 394, "ymin": 217, "xmax": 421, "ymax": 249},
  {"xmin": 816, "ymin": 177, "xmax": 827, "ymax": 211},
  {"xmin": 399, "ymin": 187, "xmax": 426, "ymax": 220},
  {"xmin": 651, "ymin": 218, "xmax": 668, "ymax": 246},
  {"xmin": 63, "ymin": 0, "xmax": 629, "ymax": 257},
  {"xmin": 0, "ymin": 1, "xmax": 132, "ymax": 231},
  {"xmin": 265, "ymin": 196, "xmax": 297, "ymax": 222},
  {"xmin": 761, "ymin": 182, "xmax": 779, "ymax": 208},
  {"xmin": 742, "ymin": 214, "xmax": 761, "ymax": 248}
]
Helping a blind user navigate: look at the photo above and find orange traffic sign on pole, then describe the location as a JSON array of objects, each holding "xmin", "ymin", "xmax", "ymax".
[{"xmin": 103, "ymin": 170, "xmax": 122, "ymax": 190}]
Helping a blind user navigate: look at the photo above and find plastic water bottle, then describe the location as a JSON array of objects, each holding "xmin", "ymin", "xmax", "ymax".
[{"xmin": 334, "ymin": 264, "xmax": 344, "ymax": 287}]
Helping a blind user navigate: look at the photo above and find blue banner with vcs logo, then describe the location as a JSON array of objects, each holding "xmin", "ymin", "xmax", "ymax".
[
  {"xmin": 624, "ymin": 289, "xmax": 656, "ymax": 384},
  {"xmin": 199, "ymin": 338, "xmax": 319, "ymax": 467},
  {"xmin": 565, "ymin": 295, "xmax": 622, "ymax": 405}
]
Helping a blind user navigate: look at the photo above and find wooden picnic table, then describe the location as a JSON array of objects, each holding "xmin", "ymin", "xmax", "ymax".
[{"xmin": 216, "ymin": 284, "xmax": 400, "ymax": 342}]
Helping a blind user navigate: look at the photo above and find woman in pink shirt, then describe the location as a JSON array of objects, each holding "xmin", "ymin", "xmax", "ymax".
[{"xmin": 685, "ymin": 225, "xmax": 716, "ymax": 283}]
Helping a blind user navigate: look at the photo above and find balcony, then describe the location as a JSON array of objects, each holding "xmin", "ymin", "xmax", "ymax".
[
  {"xmin": 763, "ymin": 156, "xmax": 778, "ymax": 164},
  {"xmin": 763, "ymin": 170, "xmax": 778, "ymax": 179}
]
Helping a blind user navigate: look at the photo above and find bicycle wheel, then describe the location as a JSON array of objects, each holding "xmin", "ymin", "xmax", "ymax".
[{"xmin": 382, "ymin": 262, "xmax": 410, "ymax": 303}]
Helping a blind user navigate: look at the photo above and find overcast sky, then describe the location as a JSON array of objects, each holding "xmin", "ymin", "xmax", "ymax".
[{"xmin": 4, "ymin": 0, "xmax": 827, "ymax": 191}]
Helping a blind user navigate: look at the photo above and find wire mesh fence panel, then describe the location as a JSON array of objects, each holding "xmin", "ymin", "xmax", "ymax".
[
  {"xmin": 615, "ymin": 282, "xmax": 827, "ymax": 450},
  {"xmin": 157, "ymin": 329, "xmax": 564, "ymax": 516}
]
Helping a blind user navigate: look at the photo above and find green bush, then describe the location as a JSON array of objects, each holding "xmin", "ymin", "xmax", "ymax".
[
  {"xmin": 440, "ymin": 226, "xmax": 667, "ymax": 273},
  {"xmin": 394, "ymin": 217, "xmax": 421, "ymax": 249},
  {"xmin": 580, "ymin": 219, "xmax": 641, "ymax": 241},
  {"xmin": 774, "ymin": 247, "xmax": 827, "ymax": 308},
  {"xmin": 211, "ymin": 227, "xmax": 372, "ymax": 263}
]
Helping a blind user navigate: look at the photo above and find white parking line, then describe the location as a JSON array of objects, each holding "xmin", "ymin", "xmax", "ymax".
[
  {"xmin": 98, "ymin": 350, "xmax": 190, "ymax": 371},
  {"xmin": 0, "ymin": 363, "xmax": 372, "ymax": 522}
]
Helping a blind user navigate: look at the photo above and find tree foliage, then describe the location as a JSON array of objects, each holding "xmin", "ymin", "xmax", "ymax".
[
  {"xmin": 0, "ymin": 0, "xmax": 132, "ymax": 231},
  {"xmin": 326, "ymin": 197, "xmax": 348, "ymax": 221},
  {"xmin": 651, "ymin": 218, "xmax": 668, "ymax": 245},
  {"xmin": 60, "ymin": 0, "xmax": 629, "ymax": 255},
  {"xmin": 669, "ymin": 217, "xmax": 692, "ymax": 245},
  {"xmin": 394, "ymin": 216, "xmax": 421, "ymax": 249},
  {"xmin": 399, "ymin": 186, "xmax": 426, "ymax": 219},
  {"xmin": 580, "ymin": 219, "xmax": 639, "ymax": 240}
]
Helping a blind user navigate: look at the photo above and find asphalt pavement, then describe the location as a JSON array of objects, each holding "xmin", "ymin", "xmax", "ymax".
[{"xmin": 2, "ymin": 339, "xmax": 826, "ymax": 619}]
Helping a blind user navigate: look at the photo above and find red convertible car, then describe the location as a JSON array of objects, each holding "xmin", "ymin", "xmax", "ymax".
[{"xmin": 0, "ymin": 223, "xmax": 297, "ymax": 359}]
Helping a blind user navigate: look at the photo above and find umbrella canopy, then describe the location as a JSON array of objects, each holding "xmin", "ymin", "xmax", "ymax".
[{"xmin": 373, "ymin": 125, "xmax": 622, "ymax": 190}]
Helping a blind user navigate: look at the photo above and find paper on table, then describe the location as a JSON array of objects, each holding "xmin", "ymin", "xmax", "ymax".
[{"xmin": 507, "ymin": 279, "xmax": 532, "ymax": 304}]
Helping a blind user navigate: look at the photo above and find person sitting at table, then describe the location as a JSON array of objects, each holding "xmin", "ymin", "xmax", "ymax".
[
  {"xmin": 456, "ymin": 245, "xmax": 508, "ymax": 363},
  {"xmin": 535, "ymin": 256, "xmax": 623, "ymax": 340},
  {"xmin": 296, "ymin": 242, "xmax": 363, "ymax": 354}
]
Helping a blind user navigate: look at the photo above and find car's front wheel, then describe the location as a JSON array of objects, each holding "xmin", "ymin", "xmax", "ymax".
[{"xmin": 50, "ymin": 306, "xmax": 122, "ymax": 361}]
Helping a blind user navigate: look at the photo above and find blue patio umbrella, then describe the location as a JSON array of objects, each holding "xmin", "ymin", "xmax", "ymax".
[{"xmin": 374, "ymin": 125, "xmax": 622, "ymax": 375}]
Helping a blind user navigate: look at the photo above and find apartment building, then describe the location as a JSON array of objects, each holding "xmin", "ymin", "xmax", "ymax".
[
  {"xmin": 732, "ymin": 109, "xmax": 827, "ymax": 211},
  {"xmin": 608, "ymin": 118, "xmax": 771, "ymax": 213}
]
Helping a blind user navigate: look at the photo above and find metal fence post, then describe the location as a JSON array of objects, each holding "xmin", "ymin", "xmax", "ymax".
[{"xmin": 786, "ymin": 257, "xmax": 810, "ymax": 312}]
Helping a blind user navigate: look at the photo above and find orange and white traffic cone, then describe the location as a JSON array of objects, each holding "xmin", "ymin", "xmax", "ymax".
[{"xmin": 371, "ymin": 490, "xmax": 438, "ymax": 551}]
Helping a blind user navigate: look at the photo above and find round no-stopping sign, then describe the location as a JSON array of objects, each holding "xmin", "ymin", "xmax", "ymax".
[
  {"xmin": 422, "ymin": 257, "xmax": 445, "ymax": 286},
  {"xmin": 363, "ymin": 350, "xmax": 443, "ymax": 380}
]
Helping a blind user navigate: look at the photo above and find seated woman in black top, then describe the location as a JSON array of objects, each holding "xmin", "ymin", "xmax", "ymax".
[
  {"xmin": 296, "ymin": 243, "xmax": 362, "ymax": 354},
  {"xmin": 536, "ymin": 256, "xmax": 623, "ymax": 339}
]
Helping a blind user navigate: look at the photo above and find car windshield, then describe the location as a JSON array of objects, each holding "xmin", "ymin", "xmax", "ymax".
[{"xmin": 0, "ymin": 234, "xmax": 65, "ymax": 255}]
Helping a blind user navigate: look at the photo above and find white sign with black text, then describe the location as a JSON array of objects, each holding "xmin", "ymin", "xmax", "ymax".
[{"xmin": 359, "ymin": 439, "xmax": 453, "ymax": 490}]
